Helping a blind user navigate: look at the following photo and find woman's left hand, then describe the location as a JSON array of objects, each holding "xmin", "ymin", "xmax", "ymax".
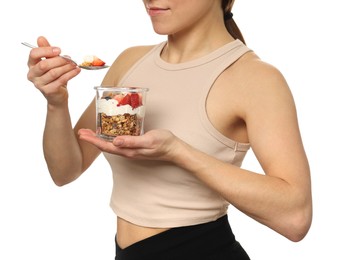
[{"xmin": 78, "ymin": 128, "xmax": 182, "ymax": 162}]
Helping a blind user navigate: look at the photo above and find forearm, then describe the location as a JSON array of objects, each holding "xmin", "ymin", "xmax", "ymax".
[
  {"xmin": 43, "ymin": 103, "xmax": 83, "ymax": 186},
  {"xmin": 173, "ymin": 140, "xmax": 312, "ymax": 241}
]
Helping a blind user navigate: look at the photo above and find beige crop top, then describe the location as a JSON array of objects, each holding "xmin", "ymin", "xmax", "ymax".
[{"xmin": 103, "ymin": 39, "xmax": 252, "ymax": 228}]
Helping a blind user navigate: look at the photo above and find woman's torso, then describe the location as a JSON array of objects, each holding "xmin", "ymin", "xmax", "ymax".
[{"xmin": 101, "ymin": 40, "xmax": 258, "ymax": 249}]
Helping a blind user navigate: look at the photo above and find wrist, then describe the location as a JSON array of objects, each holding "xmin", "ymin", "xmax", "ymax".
[
  {"xmin": 47, "ymin": 98, "xmax": 69, "ymax": 112},
  {"xmin": 171, "ymin": 139, "xmax": 208, "ymax": 174}
]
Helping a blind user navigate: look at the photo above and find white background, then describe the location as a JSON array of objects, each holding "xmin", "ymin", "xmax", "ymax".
[{"xmin": 1, "ymin": 0, "xmax": 343, "ymax": 259}]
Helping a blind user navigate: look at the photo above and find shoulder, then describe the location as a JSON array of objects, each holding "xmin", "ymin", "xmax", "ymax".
[
  {"xmin": 228, "ymin": 50, "xmax": 289, "ymax": 93},
  {"xmin": 101, "ymin": 44, "xmax": 158, "ymax": 86},
  {"xmin": 116, "ymin": 45, "xmax": 157, "ymax": 66},
  {"xmin": 214, "ymin": 51, "xmax": 294, "ymax": 123},
  {"xmin": 225, "ymin": 51, "xmax": 295, "ymax": 118}
]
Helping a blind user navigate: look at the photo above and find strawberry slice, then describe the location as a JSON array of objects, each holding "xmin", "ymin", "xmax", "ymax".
[
  {"xmin": 117, "ymin": 94, "xmax": 131, "ymax": 106},
  {"xmin": 130, "ymin": 93, "xmax": 142, "ymax": 109},
  {"xmin": 92, "ymin": 56, "xmax": 106, "ymax": 66}
]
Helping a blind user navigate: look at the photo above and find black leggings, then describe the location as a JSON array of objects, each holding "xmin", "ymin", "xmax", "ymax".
[{"xmin": 115, "ymin": 215, "xmax": 250, "ymax": 260}]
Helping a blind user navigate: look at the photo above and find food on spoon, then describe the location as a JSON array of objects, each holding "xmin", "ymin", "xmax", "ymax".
[{"xmin": 80, "ymin": 55, "xmax": 106, "ymax": 67}]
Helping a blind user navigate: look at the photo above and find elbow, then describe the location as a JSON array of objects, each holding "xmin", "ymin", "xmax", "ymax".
[
  {"xmin": 284, "ymin": 204, "xmax": 313, "ymax": 242},
  {"xmin": 287, "ymin": 217, "xmax": 312, "ymax": 242},
  {"xmin": 51, "ymin": 176, "xmax": 73, "ymax": 187},
  {"xmin": 50, "ymin": 171, "xmax": 80, "ymax": 187},
  {"xmin": 53, "ymin": 179, "xmax": 69, "ymax": 187},
  {"xmin": 47, "ymin": 163, "xmax": 83, "ymax": 187}
]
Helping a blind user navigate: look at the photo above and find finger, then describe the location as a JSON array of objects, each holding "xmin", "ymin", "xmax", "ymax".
[
  {"xmin": 37, "ymin": 36, "xmax": 75, "ymax": 64},
  {"xmin": 37, "ymin": 36, "xmax": 51, "ymax": 47},
  {"xmin": 28, "ymin": 60, "xmax": 80, "ymax": 88},
  {"xmin": 78, "ymin": 129, "xmax": 128, "ymax": 150},
  {"xmin": 113, "ymin": 135, "xmax": 149, "ymax": 148},
  {"xmin": 27, "ymin": 36, "xmax": 61, "ymax": 68},
  {"xmin": 78, "ymin": 128, "xmax": 95, "ymax": 136},
  {"xmin": 37, "ymin": 67, "xmax": 81, "ymax": 95},
  {"xmin": 39, "ymin": 59, "xmax": 79, "ymax": 81},
  {"xmin": 78, "ymin": 129, "xmax": 99, "ymax": 144},
  {"xmin": 27, "ymin": 46, "xmax": 61, "ymax": 69},
  {"xmin": 78, "ymin": 129, "xmax": 121, "ymax": 153},
  {"xmin": 29, "ymin": 46, "xmax": 61, "ymax": 61}
]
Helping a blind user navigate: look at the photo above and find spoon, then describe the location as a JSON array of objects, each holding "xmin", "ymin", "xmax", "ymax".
[
  {"xmin": 21, "ymin": 42, "xmax": 109, "ymax": 70},
  {"xmin": 21, "ymin": 42, "xmax": 78, "ymax": 65}
]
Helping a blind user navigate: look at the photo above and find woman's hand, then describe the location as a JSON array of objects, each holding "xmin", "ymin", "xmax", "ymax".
[
  {"xmin": 26, "ymin": 36, "xmax": 81, "ymax": 106},
  {"xmin": 78, "ymin": 128, "xmax": 182, "ymax": 162}
]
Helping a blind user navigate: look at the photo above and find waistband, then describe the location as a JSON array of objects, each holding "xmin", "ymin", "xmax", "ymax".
[{"xmin": 115, "ymin": 215, "xmax": 239, "ymax": 260}]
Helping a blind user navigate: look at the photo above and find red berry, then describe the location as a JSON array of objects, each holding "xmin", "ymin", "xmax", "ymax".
[
  {"xmin": 130, "ymin": 93, "xmax": 141, "ymax": 109},
  {"xmin": 92, "ymin": 56, "xmax": 105, "ymax": 66},
  {"xmin": 117, "ymin": 94, "xmax": 131, "ymax": 106}
]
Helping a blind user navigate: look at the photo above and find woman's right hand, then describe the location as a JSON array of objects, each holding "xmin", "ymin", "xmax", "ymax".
[{"xmin": 26, "ymin": 36, "xmax": 81, "ymax": 106}]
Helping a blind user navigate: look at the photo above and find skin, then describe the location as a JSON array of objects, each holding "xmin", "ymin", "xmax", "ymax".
[{"xmin": 26, "ymin": 0, "xmax": 312, "ymax": 250}]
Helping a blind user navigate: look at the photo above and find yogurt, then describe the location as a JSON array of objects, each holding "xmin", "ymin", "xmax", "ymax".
[{"xmin": 97, "ymin": 98, "xmax": 145, "ymax": 118}]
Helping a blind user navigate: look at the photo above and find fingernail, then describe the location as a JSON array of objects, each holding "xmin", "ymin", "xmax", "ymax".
[
  {"xmin": 52, "ymin": 47, "xmax": 60, "ymax": 54},
  {"xmin": 114, "ymin": 138, "xmax": 124, "ymax": 146}
]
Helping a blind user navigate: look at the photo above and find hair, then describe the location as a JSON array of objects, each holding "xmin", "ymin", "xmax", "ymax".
[{"xmin": 222, "ymin": 0, "xmax": 246, "ymax": 44}]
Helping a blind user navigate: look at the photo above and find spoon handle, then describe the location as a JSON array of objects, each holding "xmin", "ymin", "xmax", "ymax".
[
  {"xmin": 21, "ymin": 42, "xmax": 37, "ymax": 49},
  {"xmin": 21, "ymin": 42, "xmax": 77, "ymax": 65}
]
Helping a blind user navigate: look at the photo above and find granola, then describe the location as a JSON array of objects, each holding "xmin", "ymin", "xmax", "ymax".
[{"xmin": 99, "ymin": 113, "xmax": 142, "ymax": 137}]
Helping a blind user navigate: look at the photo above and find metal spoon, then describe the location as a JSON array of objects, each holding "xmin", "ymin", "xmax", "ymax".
[{"xmin": 22, "ymin": 42, "xmax": 109, "ymax": 70}]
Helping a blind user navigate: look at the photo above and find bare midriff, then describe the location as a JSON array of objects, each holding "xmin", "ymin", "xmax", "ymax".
[{"xmin": 116, "ymin": 217, "xmax": 170, "ymax": 249}]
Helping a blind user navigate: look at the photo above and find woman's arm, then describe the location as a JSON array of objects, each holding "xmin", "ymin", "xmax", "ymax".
[
  {"xmin": 77, "ymin": 52, "xmax": 312, "ymax": 242},
  {"xmin": 26, "ymin": 36, "xmax": 85, "ymax": 186},
  {"xmin": 27, "ymin": 36, "xmax": 155, "ymax": 186},
  {"xmin": 174, "ymin": 59, "xmax": 312, "ymax": 242}
]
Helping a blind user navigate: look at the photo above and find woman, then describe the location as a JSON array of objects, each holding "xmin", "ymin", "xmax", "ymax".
[{"xmin": 25, "ymin": 0, "xmax": 312, "ymax": 259}]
